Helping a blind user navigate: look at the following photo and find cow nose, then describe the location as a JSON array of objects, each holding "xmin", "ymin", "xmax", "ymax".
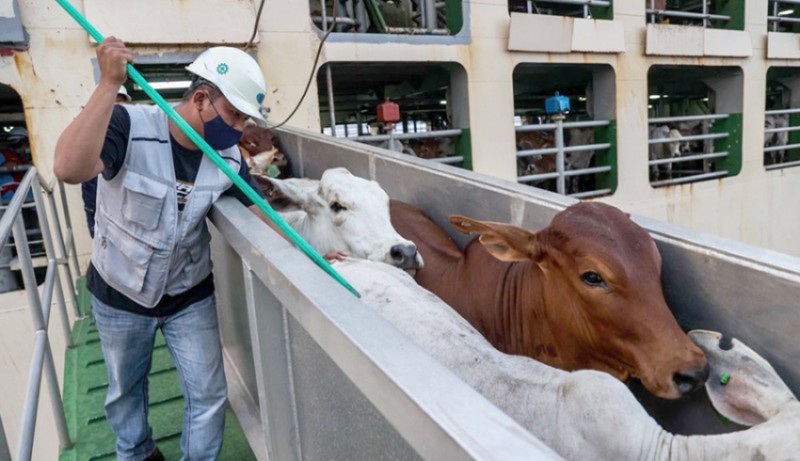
[
  {"xmin": 390, "ymin": 244, "xmax": 420, "ymax": 270},
  {"xmin": 673, "ymin": 364, "xmax": 710, "ymax": 396}
]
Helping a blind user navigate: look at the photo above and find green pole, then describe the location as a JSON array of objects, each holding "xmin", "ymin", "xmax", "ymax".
[{"xmin": 54, "ymin": 0, "xmax": 360, "ymax": 297}]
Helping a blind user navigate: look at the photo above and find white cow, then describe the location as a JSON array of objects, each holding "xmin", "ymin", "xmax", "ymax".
[
  {"xmin": 649, "ymin": 125, "xmax": 683, "ymax": 180},
  {"xmin": 267, "ymin": 167, "xmax": 422, "ymax": 270},
  {"xmin": 271, "ymin": 167, "xmax": 800, "ymax": 459},
  {"xmin": 765, "ymin": 113, "xmax": 790, "ymax": 165}
]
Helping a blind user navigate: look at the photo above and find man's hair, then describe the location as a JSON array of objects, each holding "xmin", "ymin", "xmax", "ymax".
[{"xmin": 182, "ymin": 77, "xmax": 223, "ymax": 102}]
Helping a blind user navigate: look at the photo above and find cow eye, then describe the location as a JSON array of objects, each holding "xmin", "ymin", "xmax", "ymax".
[
  {"xmin": 580, "ymin": 271, "xmax": 607, "ymax": 288},
  {"xmin": 330, "ymin": 201, "xmax": 347, "ymax": 213}
]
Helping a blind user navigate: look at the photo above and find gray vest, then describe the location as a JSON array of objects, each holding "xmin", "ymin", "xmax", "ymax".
[{"xmin": 91, "ymin": 104, "xmax": 241, "ymax": 308}]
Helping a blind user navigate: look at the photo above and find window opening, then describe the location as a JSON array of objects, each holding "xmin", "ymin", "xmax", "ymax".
[
  {"xmin": 646, "ymin": 0, "xmax": 743, "ymax": 30},
  {"xmin": 513, "ymin": 64, "xmax": 617, "ymax": 199},
  {"xmin": 310, "ymin": 0, "xmax": 463, "ymax": 35},
  {"xmin": 508, "ymin": 0, "xmax": 613, "ymax": 19},
  {"xmin": 318, "ymin": 62, "xmax": 471, "ymax": 169},
  {"xmin": 647, "ymin": 66, "xmax": 743, "ymax": 187},
  {"xmin": 764, "ymin": 68, "xmax": 800, "ymax": 170}
]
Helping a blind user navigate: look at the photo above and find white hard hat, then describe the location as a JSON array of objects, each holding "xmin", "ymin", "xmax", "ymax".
[
  {"xmin": 117, "ymin": 86, "xmax": 132, "ymax": 102},
  {"xmin": 186, "ymin": 47, "xmax": 267, "ymax": 122}
]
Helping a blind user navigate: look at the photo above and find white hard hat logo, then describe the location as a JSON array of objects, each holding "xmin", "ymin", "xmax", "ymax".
[{"xmin": 216, "ymin": 63, "xmax": 229, "ymax": 75}]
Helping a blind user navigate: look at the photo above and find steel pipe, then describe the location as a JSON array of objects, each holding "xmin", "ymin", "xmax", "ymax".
[
  {"xmin": 649, "ymin": 114, "xmax": 729, "ymax": 124},
  {"xmin": 564, "ymin": 165, "xmax": 612, "ymax": 177},
  {"xmin": 353, "ymin": 129, "xmax": 462, "ymax": 142},
  {"xmin": 530, "ymin": 0, "xmax": 610, "ymax": 6},
  {"xmin": 429, "ymin": 156, "xmax": 464, "ymax": 165},
  {"xmin": 517, "ymin": 142, "xmax": 611, "ymax": 157},
  {"xmin": 766, "ymin": 158, "xmax": 800, "ymax": 170},
  {"xmin": 517, "ymin": 171, "xmax": 562, "ymax": 182},
  {"xmin": 645, "ymin": 9, "xmax": 730, "ymax": 21},
  {"xmin": 766, "ymin": 107, "xmax": 800, "ymax": 115},
  {"xmin": 765, "ymin": 125, "xmax": 800, "ymax": 134},
  {"xmin": 649, "ymin": 151, "xmax": 728, "ymax": 166},
  {"xmin": 649, "ymin": 132, "xmax": 728, "ymax": 145},
  {"xmin": 765, "ymin": 142, "xmax": 800, "ymax": 153},
  {"xmin": 0, "ymin": 168, "xmax": 37, "ymax": 252},
  {"xmin": 57, "ymin": 182, "xmax": 81, "ymax": 280},
  {"xmin": 46, "ymin": 190, "xmax": 79, "ymax": 319},
  {"xmin": 651, "ymin": 170, "xmax": 728, "ymax": 187},
  {"xmin": 570, "ymin": 188, "xmax": 612, "ymax": 199},
  {"xmin": 16, "ymin": 331, "xmax": 46, "ymax": 461},
  {"xmin": 768, "ymin": 15, "xmax": 800, "ymax": 23},
  {"xmin": 384, "ymin": 27, "xmax": 451, "ymax": 35}
]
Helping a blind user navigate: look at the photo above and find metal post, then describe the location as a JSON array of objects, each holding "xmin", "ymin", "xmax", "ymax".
[
  {"xmin": 57, "ymin": 182, "xmax": 80, "ymax": 279},
  {"xmin": 527, "ymin": 0, "xmax": 533, "ymax": 13},
  {"xmin": 650, "ymin": 0, "xmax": 656, "ymax": 23},
  {"xmin": 320, "ymin": 0, "xmax": 337, "ymax": 136},
  {"xmin": 702, "ymin": 0, "xmax": 708, "ymax": 27},
  {"xmin": 584, "ymin": 2, "xmax": 589, "ymax": 18},
  {"xmin": 13, "ymin": 216, "xmax": 72, "ymax": 453},
  {"xmin": 46, "ymin": 191, "xmax": 80, "ymax": 319},
  {"xmin": 773, "ymin": 0, "xmax": 779, "ymax": 32},
  {"xmin": 31, "ymin": 181, "xmax": 74, "ymax": 347},
  {"xmin": 0, "ymin": 416, "xmax": 10, "ymax": 461},
  {"xmin": 554, "ymin": 114, "xmax": 566, "ymax": 195},
  {"xmin": 424, "ymin": 0, "xmax": 437, "ymax": 29}
]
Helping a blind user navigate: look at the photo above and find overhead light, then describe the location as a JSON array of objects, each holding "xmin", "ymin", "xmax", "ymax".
[
  {"xmin": 649, "ymin": 95, "xmax": 660, "ymax": 100},
  {"xmin": 138, "ymin": 80, "xmax": 192, "ymax": 91},
  {"xmin": 439, "ymin": 100, "xmax": 447, "ymax": 105},
  {"xmin": 778, "ymin": 9, "xmax": 794, "ymax": 16},
  {"xmin": 578, "ymin": 96, "xmax": 587, "ymax": 101},
  {"xmin": 661, "ymin": 94, "xmax": 669, "ymax": 98},
  {"xmin": 648, "ymin": 105, "xmax": 653, "ymax": 109},
  {"xmin": 702, "ymin": 97, "xmax": 709, "ymax": 102}
]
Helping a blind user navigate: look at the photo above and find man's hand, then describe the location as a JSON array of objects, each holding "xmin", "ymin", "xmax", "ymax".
[
  {"xmin": 97, "ymin": 37, "xmax": 134, "ymax": 87},
  {"xmin": 54, "ymin": 37, "xmax": 134, "ymax": 184},
  {"xmin": 323, "ymin": 250, "xmax": 348, "ymax": 262}
]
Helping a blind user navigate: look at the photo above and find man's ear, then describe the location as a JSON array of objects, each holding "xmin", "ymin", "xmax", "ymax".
[{"xmin": 449, "ymin": 215, "xmax": 540, "ymax": 262}]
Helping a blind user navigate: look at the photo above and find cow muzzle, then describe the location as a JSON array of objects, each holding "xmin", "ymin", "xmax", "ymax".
[
  {"xmin": 673, "ymin": 363, "xmax": 710, "ymax": 396},
  {"xmin": 388, "ymin": 243, "xmax": 422, "ymax": 270}
]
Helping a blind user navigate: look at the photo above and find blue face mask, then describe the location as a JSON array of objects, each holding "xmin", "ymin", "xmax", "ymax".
[{"xmin": 201, "ymin": 100, "xmax": 243, "ymax": 150}]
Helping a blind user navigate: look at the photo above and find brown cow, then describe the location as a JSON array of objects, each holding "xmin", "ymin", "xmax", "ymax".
[{"xmin": 390, "ymin": 200, "xmax": 709, "ymax": 399}]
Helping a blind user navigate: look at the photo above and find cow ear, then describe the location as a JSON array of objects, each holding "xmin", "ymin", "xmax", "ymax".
[
  {"xmin": 449, "ymin": 215, "xmax": 538, "ymax": 262},
  {"xmin": 265, "ymin": 177, "xmax": 323, "ymax": 212},
  {"xmin": 689, "ymin": 330, "xmax": 796, "ymax": 427}
]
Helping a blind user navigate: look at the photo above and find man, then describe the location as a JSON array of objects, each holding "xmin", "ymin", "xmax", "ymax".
[
  {"xmin": 54, "ymin": 38, "xmax": 285, "ymax": 461},
  {"xmin": 82, "ymin": 85, "xmax": 130, "ymax": 238}
]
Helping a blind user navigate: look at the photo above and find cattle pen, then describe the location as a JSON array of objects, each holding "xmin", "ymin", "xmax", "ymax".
[{"xmin": 4, "ymin": 0, "xmax": 800, "ymax": 459}]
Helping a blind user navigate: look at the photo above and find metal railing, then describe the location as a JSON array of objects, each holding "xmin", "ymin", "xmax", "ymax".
[
  {"xmin": 515, "ymin": 119, "xmax": 612, "ymax": 198},
  {"xmin": 648, "ymin": 113, "xmax": 730, "ymax": 187},
  {"xmin": 518, "ymin": 0, "xmax": 611, "ymax": 18},
  {"xmin": 768, "ymin": 0, "xmax": 800, "ymax": 32},
  {"xmin": 353, "ymin": 128, "xmax": 466, "ymax": 165},
  {"xmin": 0, "ymin": 168, "xmax": 79, "ymax": 460},
  {"xmin": 313, "ymin": 0, "xmax": 450, "ymax": 34},
  {"xmin": 764, "ymin": 108, "xmax": 800, "ymax": 171},
  {"xmin": 646, "ymin": 0, "xmax": 730, "ymax": 27}
]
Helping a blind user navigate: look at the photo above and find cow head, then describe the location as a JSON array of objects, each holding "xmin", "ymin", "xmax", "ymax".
[
  {"xmin": 449, "ymin": 202, "xmax": 708, "ymax": 399},
  {"xmin": 690, "ymin": 330, "xmax": 797, "ymax": 426},
  {"xmin": 268, "ymin": 168, "xmax": 423, "ymax": 271}
]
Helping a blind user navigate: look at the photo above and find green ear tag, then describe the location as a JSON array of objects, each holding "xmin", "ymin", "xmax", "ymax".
[
  {"xmin": 720, "ymin": 372, "xmax": 731, "ymax": 385},
  {"xmin": 267, "ymin": 164, "xmax": 281, "ymax": 178}
]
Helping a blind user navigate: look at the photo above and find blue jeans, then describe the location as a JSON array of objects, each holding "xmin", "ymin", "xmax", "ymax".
[{"xmin": 92, "ymin": 295, "xmax": 227, "ymax": 461}]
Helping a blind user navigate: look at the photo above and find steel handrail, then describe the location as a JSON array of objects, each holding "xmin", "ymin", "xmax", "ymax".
[{"xmin": 0, "ymin": 168, "xmax": 73, "ymax": 460}]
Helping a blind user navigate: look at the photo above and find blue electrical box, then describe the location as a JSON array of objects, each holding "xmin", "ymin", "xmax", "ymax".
[{"xmin": 545, "ymin": 92, "xmax": 570, "ymax": 115}]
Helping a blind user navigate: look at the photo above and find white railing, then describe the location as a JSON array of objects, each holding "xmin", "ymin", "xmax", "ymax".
[
  {"xmin": 648, "ymin": 113, "xmax": 730, "ymax": 187},
  {"xmin": 768, "ymin": 0, "xmax": 800, "ymax": 32},
  {"xmin": 0, "ymin": 168, "xmax": 80, "ymax": 460},
  {"xmin": 515, "ymin": 119, "xmax": 612, "ymax": 198},
  {"xmin": 646, "ymin": 0, "xmax": 730, "ymax": 28},
  {"xmin": 353, "ymin": 128, "xmax": 466, "ymax": 165}
]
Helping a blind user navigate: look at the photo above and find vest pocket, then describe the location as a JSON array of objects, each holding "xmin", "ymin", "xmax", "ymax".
[
  {"xmin": 122, "ymin": 171, "xmax": 169, "ymax": 231},
  {"xmin": 93, "ymin": 221, "xmax": 153, "ymax": 294}
]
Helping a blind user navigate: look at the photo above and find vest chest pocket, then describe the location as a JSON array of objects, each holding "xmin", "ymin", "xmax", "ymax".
[
  {"xmin": 122, "ymin": 172, "xmax": 169, "ymax": 231},
  {"xmin": 94, "ymin": 222, "xmax": 154, "ymax": 294}
]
